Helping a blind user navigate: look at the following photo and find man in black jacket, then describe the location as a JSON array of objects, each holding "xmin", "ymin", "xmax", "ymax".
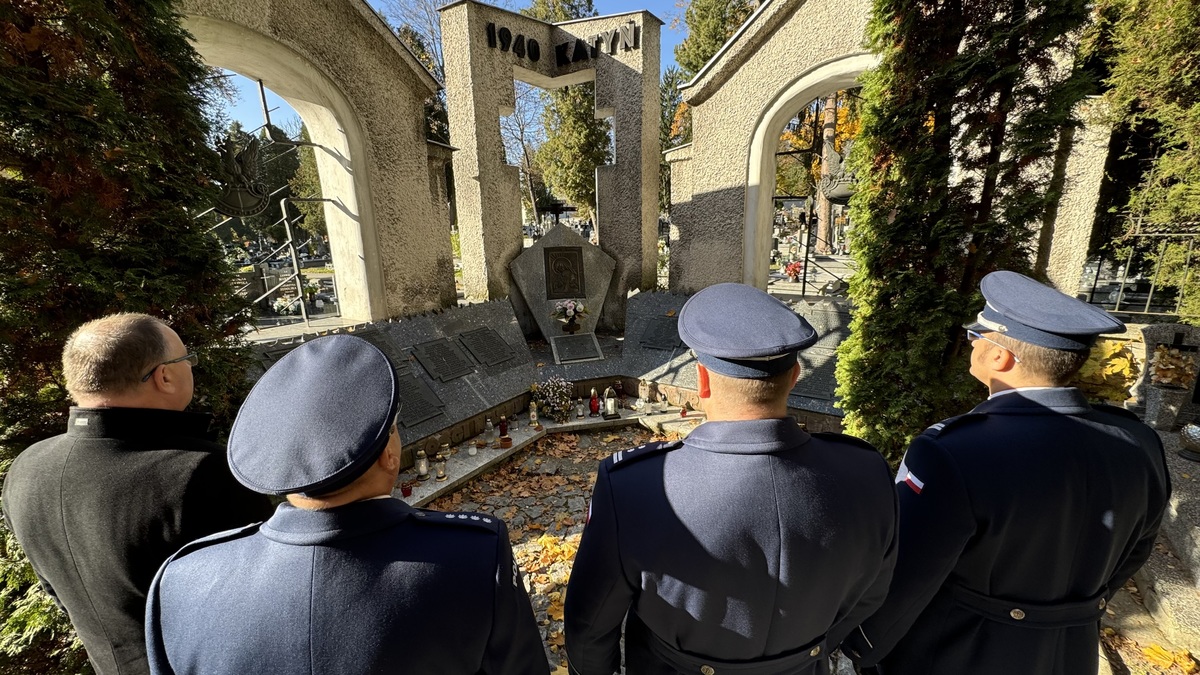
[
  {"xmin": 843, "ymin": 271, "xmax": 1171, "ymax": 675},
  {"xmin": 2, "ymin": 313, "xmax": 273, "ymax": 675}
]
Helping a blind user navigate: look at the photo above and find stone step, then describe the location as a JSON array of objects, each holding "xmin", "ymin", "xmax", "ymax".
[
  {"xmin": 1133, "ymin": 537, "xmax": 1200, "ymax": 656},
  {"xmin": 1157, "ymin": 431, "xmax": 1200, "ymax": 586}
]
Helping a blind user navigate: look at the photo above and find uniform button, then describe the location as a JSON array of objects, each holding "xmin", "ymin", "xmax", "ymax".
[
  {"xmin": 1098, "ymin": 598, "xmax": 1107, "ymax": 610},
  {"xmin": 809, "ymin": 646, "xmax": 821, "ymax": 657},
  {"xmin": 1010, "ymin": 608, "xmax": 1026, "ymax": 620},
  {"xmin": 700, "ymin": 666, "xmax": 715, "ymax": 675}
]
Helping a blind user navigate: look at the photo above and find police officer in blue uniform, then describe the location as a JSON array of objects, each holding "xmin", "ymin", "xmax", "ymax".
[
  {"xmin": 564, "ymin": 283, "xmax": 898, "ymax": 675},
  {"xmin": 843, "ymin": 271, "xmax": 1171, "ymax": 675},
  {"xmin": 145, "ymin": 335, "xmax": 549, "ymax": 675}
]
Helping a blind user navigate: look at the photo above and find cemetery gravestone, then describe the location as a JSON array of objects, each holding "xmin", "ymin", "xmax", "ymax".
[
  {"xmin": 1138, "ymin": 324, "xmax": 1200, "ymax": 427},
  {"xmin": 395, "ymin": 374, "xmax": 446, "ymax": 428},
  {"xmin": 459, "ymin": 327, "xmax": 516, "ymax": 367},
  {"xmin": 639, "ymin": 316, "xmax": 682, "ymax": 350},
  {"xmin": 790, "ymin": 301, "xmax": 851, "ymax": 402},
  {"xmin": 551, "ymin": 333, "xmax": 605, "ymax": 364},
  {"xmin": 510, "ymin": 224, "xmax": 616, "ymax": 339},
  {"xmin": 412, "ymin": 338, "xmax": 476, "ymax": 382}
]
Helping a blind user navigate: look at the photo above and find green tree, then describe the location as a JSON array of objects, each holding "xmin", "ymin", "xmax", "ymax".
[
  {"xmin": 1104, "ymin": 0, "xmax": 1200, "ymax": 226},
  {"xmin": 288, "ymin": 125, "xmax": 326, "ymax": 239},
  {"xmin": 667, "ymin": 0, "xmax": 755, "ymax": 150},
  {"xmin": 673, "ymin": 0, "xmax": 755, "ymax": 77},
  {"xmin": 836, "ymin": 0, "xmax": 1094, "ymax": 460},
  {"xmin": 0, "ymin": 1, "xmax": 253, "ymax": 669},
  {"xmin": 660, "ymin": 66, "xmax": 686, "ymax": 213},
  {"xmin": 523, "ymin": 0, "xmax": 610, "ymax": 218}
]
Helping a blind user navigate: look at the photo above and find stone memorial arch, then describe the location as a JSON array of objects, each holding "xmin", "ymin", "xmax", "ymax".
[
  {"xmin": 666, "ymin": 0, "xmax": 1114, "ymax": 295},
  {"xmin": 181, "ymin": 0, "xmax": 458, "ymax": 322},
  {"xmin": 665, "ymin": 0, "xmax": 877, "ymax": 292},
  {"xmin": 440, "ymin": 0, "xmax": 660, "ymax": 328}
]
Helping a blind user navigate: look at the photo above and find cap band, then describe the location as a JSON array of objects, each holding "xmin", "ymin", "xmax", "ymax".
[{"xmin": 696, "ymin": 351, "xmax": 799, "ymax": 379}]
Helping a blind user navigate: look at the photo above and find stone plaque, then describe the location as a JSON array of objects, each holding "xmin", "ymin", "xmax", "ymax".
[
  {"xmin": 791, "ymin": 349, "xmax": 839, "ymax": 401},
  {"xmin": 550, "ymin": 333, "xmax": 605, "ymax": 364},
  {"xmin": 395, "ymin": 374, "xmax": 445, "ymax": 428},
  {"xmin": 459, "ymin": 327, "xmax": 516, "ymax": 367},
  {"xmin": 640, "ymin": 316, "xmax": 682, "ymax": 350},
  {"xmin": 544, "ymin": 247, "xmax": 586, "ymax": 300},
  {"xmin": 412, "ymin": 338, "xmax": 475, "ymax": 382}
]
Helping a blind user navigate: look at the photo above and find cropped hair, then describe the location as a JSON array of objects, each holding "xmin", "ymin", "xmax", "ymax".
[
  {"xmin": 990, "ymin": 332, "xmax": 1090, "ymax": 385},
  {"xmin": 62, "ymin": 313, "xmax": 170, "ymax": 401},
  {"xmin": 710, "ymin": 362, "xmax": 799, "ymax": 406}
]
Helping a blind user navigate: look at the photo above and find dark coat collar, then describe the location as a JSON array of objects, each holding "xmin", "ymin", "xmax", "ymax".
[
  {"xmin": 65, "ymin": 407, "xmax": 216, "ymax": 441},
  {"xmin": 259, "ymin": 498, "xmax": 416, "ymax": 545},
  {"xmin": 969, "ymin": 387, "xmax": 1093, "ymax": 416},
  {"xmin": 683, "ymin": 417, "xmax": 812, "ymax": 454}
]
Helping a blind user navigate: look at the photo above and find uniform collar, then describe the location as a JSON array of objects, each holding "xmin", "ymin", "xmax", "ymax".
[
  {"xmin": 683, "ymin": 418, "xmax": 811, "ymax": 454},
  {"xmin": 970, "ymin": 387, "xmax": 1092, "ymax": 415},
  {"xmin": 65, "ymin": 407, "xmax": 216, "ymax": 441},
  {"xmin": 259, "ymin": 498, "xmax": 416, "ymax": 545}
]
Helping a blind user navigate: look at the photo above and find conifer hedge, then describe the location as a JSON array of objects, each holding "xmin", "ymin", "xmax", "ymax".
[
  {"xmin": 1, "ymin": 1, "xmax": 252, "ymax": 669},
  {"xmin": 836, "ymin": 0, "xmax": 1094, "ymax": 460}
]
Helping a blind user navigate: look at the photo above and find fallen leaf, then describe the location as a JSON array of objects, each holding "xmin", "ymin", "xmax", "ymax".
[
  {"xmin": 537, "ymin": 362, "xmax": 546, "ymax": 367},
  {"xmin": 666, "ymin": 310, "xmax": 676, "ymax": 317}
]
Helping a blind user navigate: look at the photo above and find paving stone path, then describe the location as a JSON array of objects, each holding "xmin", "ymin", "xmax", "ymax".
[{"xmin": 428, "ymin": 425, "xmax": 660, "ymax": 669}]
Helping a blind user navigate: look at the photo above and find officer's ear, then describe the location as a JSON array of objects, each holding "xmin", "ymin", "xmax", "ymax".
[{"xmin": 697, "ymin": 364, "xmax": 711, "ymax": 398}]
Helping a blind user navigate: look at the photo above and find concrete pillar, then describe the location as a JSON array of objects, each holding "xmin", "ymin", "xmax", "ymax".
[{"xmin": 1040, "ymin": 98, "xmax": 1113, "ymax": 294}]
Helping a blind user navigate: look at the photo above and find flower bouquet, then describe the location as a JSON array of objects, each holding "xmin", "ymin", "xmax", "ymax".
[
  {"xmin": 530, "ymin": 376, "xmax": 575, "ymax": 423},
  {"xmin": 550, "ymin": 299, "xmax": 588, "ymax": 323},
  {"xmin": 784, "ymin": 261, "xmax": 804, "ymax": 281}
]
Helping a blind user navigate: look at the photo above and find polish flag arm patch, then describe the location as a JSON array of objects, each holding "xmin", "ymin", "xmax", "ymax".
[
  {"xmin": 904, "ymin": 472, "xmax": 924, "ymax": 495},
  {"xmin": 895, "ymin": 459, "xmax": 924, "ymax": 494}
]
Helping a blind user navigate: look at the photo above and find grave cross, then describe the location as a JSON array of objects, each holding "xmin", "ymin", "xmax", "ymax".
[{"xmin": 546, "ymin": 201, "xmax": 577, "ymax": 226}]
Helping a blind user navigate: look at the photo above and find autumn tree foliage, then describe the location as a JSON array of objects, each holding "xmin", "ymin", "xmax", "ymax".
[
  {"xmin": 836, "ymin": 0, "xmax": 1094, "ymax": 459},
  {"xmin": 0, "ymin": 1, "xmax": 252, "ymax": 668}
]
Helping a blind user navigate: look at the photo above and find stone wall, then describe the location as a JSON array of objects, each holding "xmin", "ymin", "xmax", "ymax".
[
  {"xmin": 440, "ymin": 0, "xmax": 660, "ymax": 328},
  {"xmin": 667, "ymin": 0, "xmax": 873, "ymax": 292},
  {"xmin": 183, "ymin": 0, "xmax": 457, "ymax": 321}
]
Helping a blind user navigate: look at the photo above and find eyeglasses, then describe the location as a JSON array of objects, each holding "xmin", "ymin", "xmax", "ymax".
[
  {"xmin": 141, "ymin": 353, "xmax": 198, "ymax": 382},
  {"xmin": 965, "ymin": 330, "xmax": 1022, "ymax": 364}
]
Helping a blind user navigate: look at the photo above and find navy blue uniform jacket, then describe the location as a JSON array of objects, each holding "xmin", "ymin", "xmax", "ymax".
[
  {"xmin": 845, "ymin": 388, "xmax": 1170, "ymax": 675},
  {"xmin": 145, "ymin": 498, "xmax": 548, "ymax": 674},
  {"xmin": 564, "ymin": 418, "xmax": 898, "ymax": 675}
]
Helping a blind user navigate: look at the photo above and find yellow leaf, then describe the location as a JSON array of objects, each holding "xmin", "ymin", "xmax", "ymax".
[
  {"xmin": 1144, "ymin": 644, "xmax": 1176, "ymax": 668},
  {"xmin": 666, "ymin": 310, "xmax": 676, "ymax": 317},
  {"xmin": 602, "ymin": 434, "xmax": 620, "ymax": 443},
  {"xmin": 551, "ymin": 667, "xmax": 569, "ymax": 675}
]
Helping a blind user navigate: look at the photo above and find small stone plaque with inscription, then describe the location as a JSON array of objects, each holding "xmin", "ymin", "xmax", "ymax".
[
  {"xmin": 639, "ymin": 316, "xmax": 682, "ymax": 350},
  {"xmin": 791, "ymin": 349, "xmax": 838, "ymax": 401},
  {"xmin": 550, "ymin": 333, "xmax": 605, "ymax": 364},
  {"xmin": 395, "ymin": 374, "xmax": 445, "ymax": 428},
  {"xmin": 412, "ymin": 338, "xmax": 475, "ymax": 382},
  {"xmin": 458, "ymin": 327, "xmax": 516, "ymax": 367}
]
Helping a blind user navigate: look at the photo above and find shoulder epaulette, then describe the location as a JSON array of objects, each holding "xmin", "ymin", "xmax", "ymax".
[
  {"xmin": 811, "ymin": 432, "xmax": 877, "ymax": 453},
  {"xmin": 1091, "ymin": 402, "xmax": 1141, "ymax": 422},
  {"xmin": 170, "ymin": 522, "xmax": 261, "ymax": 561},
  {"xmin": 608, "ymin": 439, "xmax": 684, "ymax": 470},
  {"xmin": 411, "ymin": 509, "xmax": 504, "ymax": 533},
  {"xmin": 921, "ymin": 413, "xmax": 986, "ymax": 438}
]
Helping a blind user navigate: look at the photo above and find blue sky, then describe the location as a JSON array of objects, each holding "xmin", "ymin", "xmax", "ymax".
[{"xmin": 222, "ymin": 0, "xmax": 683, "ymax": 130}]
